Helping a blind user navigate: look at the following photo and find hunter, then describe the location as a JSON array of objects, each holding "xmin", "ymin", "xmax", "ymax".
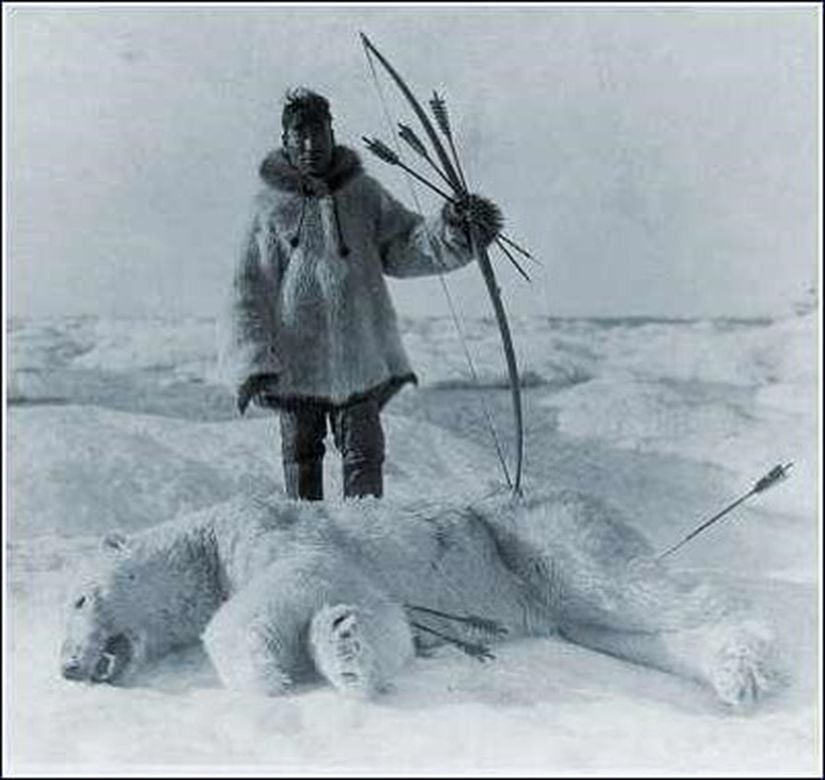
[{"xmin": 220, "ymin": 88, "xmax": 501, "ymax": 501}]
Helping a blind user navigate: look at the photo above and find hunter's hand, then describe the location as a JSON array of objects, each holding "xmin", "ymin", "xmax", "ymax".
[
  {"xmin": 444, "ymin": 193, "xmax": 504, "ymax": 248},
  {"xmin": 237, "ymin": 373, "xmax": 279, "ymax": 416}
]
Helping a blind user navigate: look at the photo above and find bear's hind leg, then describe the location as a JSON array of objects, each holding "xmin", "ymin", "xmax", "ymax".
[
  {"xmin": 310, "ymin": 602, "xmax": 413, "ymax": 698},
  {"xmin": 559, "ymin": 599, "xmax": 784, "ymax": 710},
  {"xmin": 503, "ymin": 491, "xmax": 785, "ymax": 709}
]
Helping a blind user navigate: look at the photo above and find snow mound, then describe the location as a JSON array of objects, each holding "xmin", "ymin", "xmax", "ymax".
[
  {"xmin": 4, "ymin": 310, "xmax": 819, "ymax": 775},
  {"xmin": 8, "ymin": 406, "xmax": 498, "ymax": 539}
]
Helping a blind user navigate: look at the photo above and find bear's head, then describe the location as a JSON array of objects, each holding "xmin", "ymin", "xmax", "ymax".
[
  {"xmin": 60, "ymin": 525, "xmax": 224, "ymax": 685},
  {"xmin": 60, "ymin": 532, "xmax": 150, "ymax": 684}
]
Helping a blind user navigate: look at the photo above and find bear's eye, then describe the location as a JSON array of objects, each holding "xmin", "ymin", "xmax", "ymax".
[{"xmin": 74, "ymin": 596, "xmax": 86, "ymax": 609}]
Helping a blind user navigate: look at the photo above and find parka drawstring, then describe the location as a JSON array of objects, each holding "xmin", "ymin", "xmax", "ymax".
[
  {"xmin": 330, "ymin": 195, "xmax": 351, "ymax": 257},
  {"xmin": 289, "ymin": 187, "xmax": 350, "ymax": 258},
  {"xmin": 289, "ymin": 194, "xmax": 309, "ymax": 249}
]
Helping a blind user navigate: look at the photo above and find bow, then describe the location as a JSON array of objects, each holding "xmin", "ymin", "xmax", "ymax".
[{"xmin": 360, "ymin": 33, "xmax": 525, "ymax": 495}]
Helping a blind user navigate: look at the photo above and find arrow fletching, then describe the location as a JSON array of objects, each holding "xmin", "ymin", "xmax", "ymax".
[
  {"xmin": 458, "ymin": 639, "xmax": 496, "ymax": 662},
  {"xmin": 461, "ymin": 614, "xmax": 509, "ymax": 637},
  {"xmin": 410, "ymin": 620, "xmax": 496, "ymax": 662},
  {"xmin": 430, "ymin": 91, "xmax": 451, "ymax": 137},
  {"xmin": 398, "ymin": 123, "xmax": 429, "ymax": 159},
  {"xmin": 406, "ymin": 604, "xmax": 508, "ymax": 637},
  {"xmin": 753, "ymin": 462, "xmax": 793, "ymax": 493},
  {"xmin": 362, "ymin": 136, "xmax": 400, "ymax": 166},
  {"xmin": 430, "ymin": 90, "xmax": 469, "ymax": 191}
]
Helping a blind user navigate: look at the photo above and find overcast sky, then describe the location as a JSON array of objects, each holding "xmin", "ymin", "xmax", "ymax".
[{"xmin": 6, "ymin": 4, "xmax": 820, "ymax": 319}]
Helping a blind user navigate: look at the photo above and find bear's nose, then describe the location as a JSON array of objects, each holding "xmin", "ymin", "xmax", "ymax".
[{"xmin": 61, "ymin": 660, "xmax": 85, "ymax": 680}]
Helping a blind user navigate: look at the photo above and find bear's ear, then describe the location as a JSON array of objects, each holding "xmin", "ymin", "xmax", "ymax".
[{"xmin": 101, "ymin": 531, "xmax": 130, "ymax": 553}]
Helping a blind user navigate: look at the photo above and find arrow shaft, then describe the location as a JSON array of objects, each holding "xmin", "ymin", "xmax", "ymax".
[
  {"xmin": 495, "ymin": 236, "xmax": 531, "ymax": 282},
  {"xmin": 658, "ymin": 490, "xmax": 755, "ymax": 559},
  {"xmin": 395, "ymin": 160, "xmax": 456, "ymax": 202},
  {"xmin": 498, "ymin": 234, "xmax": 536, "ymax": 262}
]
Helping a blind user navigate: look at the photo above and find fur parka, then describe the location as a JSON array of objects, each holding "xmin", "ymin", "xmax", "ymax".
[{"xmin": 218, "ymin": 146, "xmax": 474, "ymax": 408}]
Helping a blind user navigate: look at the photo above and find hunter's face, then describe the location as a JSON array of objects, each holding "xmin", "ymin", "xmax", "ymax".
[{"xmin": 284, "ymin": 118, "xmax": 334, "ymax": 177}]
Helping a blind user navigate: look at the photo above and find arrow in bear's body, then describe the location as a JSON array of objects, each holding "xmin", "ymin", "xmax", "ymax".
[{"xmin": 658, "ymin": 462, "xmax": 794, "ymax": 559}]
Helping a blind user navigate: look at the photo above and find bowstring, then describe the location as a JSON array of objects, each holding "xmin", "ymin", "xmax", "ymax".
[{"xmin": 363, "ymin": 45, "xmax": 513, "ymax": 490}]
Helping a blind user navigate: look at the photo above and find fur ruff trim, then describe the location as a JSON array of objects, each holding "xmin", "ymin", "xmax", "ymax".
[{"xmin": 259, "ymin": 146, "xmax": 363, "ymax": 194}]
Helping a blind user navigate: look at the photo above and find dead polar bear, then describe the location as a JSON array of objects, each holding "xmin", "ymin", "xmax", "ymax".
[{"xmin": 60, "ymin": 489, "xmax": 781, "ymax": 708}]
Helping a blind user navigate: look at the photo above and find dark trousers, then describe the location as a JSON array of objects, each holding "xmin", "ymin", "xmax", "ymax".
[{"xmin": 279, "ymin": 397, "xmax": 385, "ymax": 501}]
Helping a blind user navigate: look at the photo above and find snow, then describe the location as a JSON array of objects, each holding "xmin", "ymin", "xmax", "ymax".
[{"xmin": 4, "ymin": 310, "xmax": 820, "ymax": 775}]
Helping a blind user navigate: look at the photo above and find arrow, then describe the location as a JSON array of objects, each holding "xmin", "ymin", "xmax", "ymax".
[{"xmin": 658, "ymin": 462, "xmax": 794, "ymax": 560}]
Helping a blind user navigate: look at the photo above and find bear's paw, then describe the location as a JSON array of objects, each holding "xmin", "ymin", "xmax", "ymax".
[
  {"xmin": 707, "ymin": 621, "xmax": 786, "ymax": 711},
  {"xmin": 309, "ymin": 604, "xmax": 386, "ymax": 699}
]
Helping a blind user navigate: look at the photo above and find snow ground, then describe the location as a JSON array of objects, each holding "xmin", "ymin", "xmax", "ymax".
[{"xmin": 4, "ymin": 310, "xmax": 820, "ymax": 776}]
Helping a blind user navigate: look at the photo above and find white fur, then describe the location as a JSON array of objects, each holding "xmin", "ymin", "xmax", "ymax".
[
  {"xmin": 309, "ymin": 603, "xmax": 413, "ymax": 697},
  {"xmin": 217, "ymin": 148, "xmax": 473, "ymax": 405},
  {"xmin": 61, "ymin": 490, "xmax": 784, "ymax": 707}
]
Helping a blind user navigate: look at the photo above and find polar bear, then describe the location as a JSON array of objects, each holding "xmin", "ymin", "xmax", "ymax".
[{"xmin": 59, "ymin": 489, "xmax": 782, "ymax": 708}]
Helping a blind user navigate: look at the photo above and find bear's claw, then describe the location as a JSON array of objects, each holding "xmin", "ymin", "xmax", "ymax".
[
  {"xmin": 310, "ymin": 605, "xmax": 383, "ymax": 698},
  {"xmin": 708, "ymin": 623, "xmax": 784, "ymax": 710}
]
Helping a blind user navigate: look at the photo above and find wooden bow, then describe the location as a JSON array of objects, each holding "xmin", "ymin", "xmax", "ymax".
[{"xmin": 361, "ymin": 33, "xmax": 524, "ymax": 494}]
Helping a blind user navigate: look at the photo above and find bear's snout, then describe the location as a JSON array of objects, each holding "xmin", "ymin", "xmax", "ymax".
[
  {"xmin": 60, "ymin": 640, "xmax": 92, "ymax": 682},
  {"xmin": 60, "ymin": 632, "xmax": 135, "ymax": 684},
  {"xmin": 61, "ymin": 658, "xmax": 85, "ymax": 680}
]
